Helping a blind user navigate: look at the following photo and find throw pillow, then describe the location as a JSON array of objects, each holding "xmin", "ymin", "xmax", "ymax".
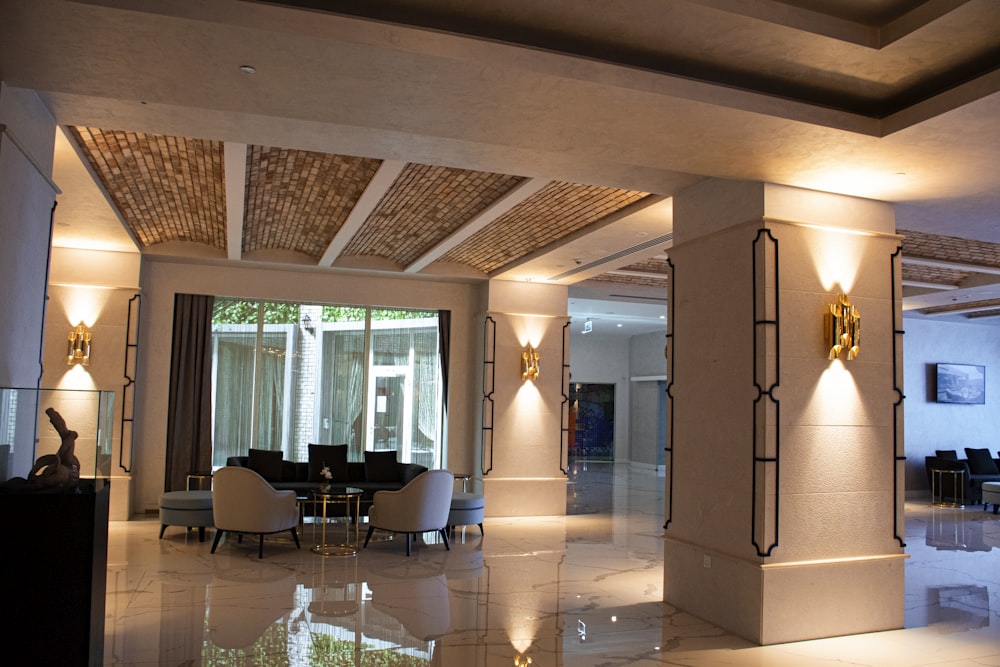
[
  {"xmin": 308, "ymin": 444, "xmax": 349, "ymax": 482},
  {"xmin": 365, "ymin": 450, "xmax": 399, "ymax": 482},
  {"xmin": 964, "ymin": 447, "xmax": 1000, "ymax": 475},
  {"xmin": 247, "ymin": 448, "xmax": 283, "ymax": 482},
  {"xmin": 935, "ymin": 449, "xmax": 958, "ymax": 460}
]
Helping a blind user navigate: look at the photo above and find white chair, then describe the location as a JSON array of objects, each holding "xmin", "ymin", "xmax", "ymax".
[
  {"xmin": 211, "ymin": 466, "xmax": 300, "ymax": 558},
  {"xmin": 364, "ymin": 469, "xmax": 454, "ymax": 556}
]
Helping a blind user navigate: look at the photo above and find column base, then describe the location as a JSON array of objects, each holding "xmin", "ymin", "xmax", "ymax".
[
  {"xmin": 483, "ymin": 477, "xmax": 567, "ymax": 517},
  {"xmin": 664, "ymin": 537, "xmax": 906, "ymax": 644}
]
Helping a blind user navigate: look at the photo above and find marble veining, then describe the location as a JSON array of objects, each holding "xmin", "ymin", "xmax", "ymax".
[{"xmin": 104, "ymin": 463, "xmax": 1000, "ymax": 665}]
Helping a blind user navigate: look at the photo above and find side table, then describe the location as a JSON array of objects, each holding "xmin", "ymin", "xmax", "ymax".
[
  {"xmin": 931, "ymin": 467, "xmax": 965, "ymax": 508},
  {"xmin": 312, "ymin": 486, "xmax": 363, "ymax": 556},
  {"xmin": 452, "ymin": 473, "xmax": 473, "ymax": 492},
  {"xmin": 186, "ymin": 471, "xmax": 213, "ymax": 491}
]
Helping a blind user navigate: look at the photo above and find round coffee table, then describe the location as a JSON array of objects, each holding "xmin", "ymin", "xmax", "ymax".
[{"xmin": 311, "ymin": 486, "xmax": 363, "ymax": 556}]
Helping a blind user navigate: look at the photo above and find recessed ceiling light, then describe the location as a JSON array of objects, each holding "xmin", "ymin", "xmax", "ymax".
[
  {"xmin": 239, "ymin": 65, "xmax": 256, "ymax": 74},
  {"xmin": 616, "ymin": 323, "xmax": 623, "ymax": 327}
]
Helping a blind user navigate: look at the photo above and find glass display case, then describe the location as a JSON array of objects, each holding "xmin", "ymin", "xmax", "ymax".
[
  {"xmin": 0, "ymin": 386, "xmax": 114, "ymax": 488},
  {"xmin": 0, "ymin": 387, "xmax": 113, "ymax": 665}
]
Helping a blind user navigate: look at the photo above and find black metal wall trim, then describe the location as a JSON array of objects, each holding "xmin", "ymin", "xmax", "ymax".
[
  {"xmin": 890, "ymin": 246, "xmax": 907, "ymax": 547},
  {"xmin": 559, "ymin": 321, "xmax": 571, "ymax": 475},
  {"xmin": 752, "ymin": 227, "xmax": 780, "ymax": 558},
  {"xmin": 37, "ymin": 201, "xmax": 57, "ymax": 391},
  {"xmin": 120, "ymin": 293, "xmax": 141, "ymax": 474},
  {"xmin": 664, "ymin": 257, "xmax": 675, "ymax": 530},
  {"xmin": 481, "ymin": 315, "xmax": 496, "ymax": 476}
]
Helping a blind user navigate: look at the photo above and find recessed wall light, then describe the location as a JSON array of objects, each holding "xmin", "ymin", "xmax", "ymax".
[{"xmin": 239, "ymin": 65, "xmax": 256, "ymax": 74}]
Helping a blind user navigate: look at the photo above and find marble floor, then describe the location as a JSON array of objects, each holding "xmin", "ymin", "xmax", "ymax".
[{"xmin": 105, "ymin": 462, "xmax": 1000, "ymax": 666}]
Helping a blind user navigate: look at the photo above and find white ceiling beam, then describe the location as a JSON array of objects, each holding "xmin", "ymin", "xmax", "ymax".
[
  {"xmin": 924, "ymin": 303, "xmax": 1000, "ymax": 317},
  {"xmin": 902, "ymin": 256, "xmax": 1000, "ymax": 276},
  {"xmin": 223, "ymin": 142, "xmax": 247, "ymax": 261},
  {"xmin": 607, "ymin": 269, "xmax": 669, "ymax": 280},
  {"xmin": 405, "ymin": 177, "xmax": 550, "ymax": 273},
  {"xmin": 319, "ymin": 160, "xmax": 407, "ymax": 267},
  {"xmin": 901, "ymin": 280, "xmax": 958, "ymax": 291}
]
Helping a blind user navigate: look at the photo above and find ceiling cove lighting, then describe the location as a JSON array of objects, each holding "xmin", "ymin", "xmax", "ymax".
[
  {"xmin": 521, "ymin": 345, "xmax": 540, "ymax": 381},
  {"xmin": 826, "ymin": 293, "xmax": 860, "ymax": 360},
  {"xmin": 67, "ymin": 324, "xmax": 92, "ymax": 366}
]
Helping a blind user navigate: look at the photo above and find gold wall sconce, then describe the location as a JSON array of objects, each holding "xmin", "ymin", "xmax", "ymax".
[
  {"xmin": 514, "ymin": 656, "xmax": 533, "ymax": 667},
  {"xmin": 521, "ymin": 345, "xmax": 540, "ymax": 381},
  {"xmin": 67, "ymin": 324, "xmax": 92, "ymax": 366},
  {"xmin": 826, "ymin": 293, "xmax": 860, "ymax": 360}
]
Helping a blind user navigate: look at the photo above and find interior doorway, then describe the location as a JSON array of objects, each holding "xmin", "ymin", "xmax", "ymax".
[{"xmin": 569, "ymin": 382, "xmax": 615, "ymax": 461}]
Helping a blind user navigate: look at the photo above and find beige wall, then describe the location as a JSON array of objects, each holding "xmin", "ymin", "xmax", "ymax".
[
  {"xmin": 42, "ymin": 247, "xmax": 141, "ymax": 519},
  {"xmin": 0, "ymin": 85, "xmax": 58, "ymax": 478},
  {"xmin": 132, "ymin": 256, "xmax": 483, "ymax": 514}
]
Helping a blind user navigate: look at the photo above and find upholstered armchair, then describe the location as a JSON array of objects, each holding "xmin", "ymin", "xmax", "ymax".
[
  {"xmin": 364, "ymin": 469, "xmax": 454, "ymax": 556},
  {"xmin": 211, "ymin": 466, "xmax": 301, "ymax": 558}
]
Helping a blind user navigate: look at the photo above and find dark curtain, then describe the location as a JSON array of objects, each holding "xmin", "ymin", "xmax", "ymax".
[
  {"xmin": 438, "ymin": 310, "xmax": 450, "ymax": 416},
  {"xmin": 165, "ymin": 294, "xmax": 214, "ymax": 491}
]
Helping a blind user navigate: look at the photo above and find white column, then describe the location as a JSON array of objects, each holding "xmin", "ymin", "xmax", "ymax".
[
  {"xmin": 481, "ymin": 280, "xmax": 569, "ymax": 517},
  {"xmin": 664, "ymin": 179, "xmax": 906, "ymax": 644}
]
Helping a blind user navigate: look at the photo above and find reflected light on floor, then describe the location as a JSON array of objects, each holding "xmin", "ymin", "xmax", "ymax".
[{"xmin": 104, "ymin": 461, "xmax": 1000, "ymax": 666}]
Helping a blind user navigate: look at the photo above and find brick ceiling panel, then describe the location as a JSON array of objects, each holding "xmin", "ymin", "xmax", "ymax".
[
  {"xmin": 342, "ymin": 164, "xmax": 525, "ymax": 265},
  {"xmin": 243, "ymin": 147, "xmax": 382, "ymax": 259},
  {"xmin": 923, "ymin": 298, "xmax": 1000, "ymax": 316},
  {"xmin": 69, "ymin": 127, "xmax": 225, "ymax": 249},
  {"xmin": 901, "ymin": 229, "xmax": 1000, "ymax": 268},
  {"xmin": 440, "ymin": 182, "xmax": 650, "ymax": 274},
  {"xmin": 900, "ymin": 264, "xmax": 969, "ymax": 286},
  {"xmin": 619, "ymin": 258, "xmax": 671, "ymax": 275},
  {"xmin": 591, "ymin": 273, "xmax": 669, "ymax": 288}
]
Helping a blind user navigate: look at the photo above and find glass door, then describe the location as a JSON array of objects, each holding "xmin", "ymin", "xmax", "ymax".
[{"xmin": 367, "ymin": 366, "xmax": 411, "ymax": 457}]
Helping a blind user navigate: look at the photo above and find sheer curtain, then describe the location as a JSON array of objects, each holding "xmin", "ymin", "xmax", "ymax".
[
  {"xmin": 165, "ymin": 293, "xmax": 214, "ymax": 491},
  {"xmin": 255, "ymin": 332, "xmax": 287, "ymax": 451},
  {"xmin": 212, "ymin": 333, "xmax": 255, "ymax": 466},
  {"xmin": 320, "ymin": 328, "xmax": 365, "ymax": 458}
]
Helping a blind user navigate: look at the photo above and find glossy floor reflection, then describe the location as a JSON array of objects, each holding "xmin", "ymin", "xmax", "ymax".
[{"xmin": 105, "ymin": 462, "xmax": 1000, "ymax": 666}]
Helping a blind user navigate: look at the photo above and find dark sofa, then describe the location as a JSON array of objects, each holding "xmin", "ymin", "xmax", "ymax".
[
  {"xmin": 226, "ymin": 444, "xmax": 427, "ymax": 514},
  {"xmin": 925, "ymin": 448, "xmax": 1000, "ymax": 505}
]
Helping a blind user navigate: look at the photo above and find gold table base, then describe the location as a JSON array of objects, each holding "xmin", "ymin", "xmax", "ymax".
[{"xmin": 312, "ymin": 487, "xmax": 363, "ymax": 557}]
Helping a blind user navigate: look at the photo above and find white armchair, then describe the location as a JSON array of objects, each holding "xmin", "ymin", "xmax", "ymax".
[
  {"xmin": 211, "ymin": 466, "xmax": 300, "ymax": 558},
  {"xmin": 364, "ymin": 469, "xmax": 454, "ymax": 556}
]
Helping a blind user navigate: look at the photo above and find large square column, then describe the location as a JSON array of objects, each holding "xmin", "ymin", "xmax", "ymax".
[
  {"xmin": 663, "ymin": 179, "xmax": 906, "ymax": 644},
  {"xmin": 480, "ymin": 280, "xmax": 569, "ymax": 517}
]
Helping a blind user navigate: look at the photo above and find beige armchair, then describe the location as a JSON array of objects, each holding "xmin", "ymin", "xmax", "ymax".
[
  {"xmin": 364, "ymin": 469, "xmax": 454, "ymax": 556},
  {"xmin": 211, "ymin": 466, "xmax": 300, "ymax": 558}
]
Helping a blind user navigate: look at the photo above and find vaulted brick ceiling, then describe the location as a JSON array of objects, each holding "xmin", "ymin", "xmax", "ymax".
[{"xmin": 7, "ymin": 0, "xmax": 998, "ymax": 322}]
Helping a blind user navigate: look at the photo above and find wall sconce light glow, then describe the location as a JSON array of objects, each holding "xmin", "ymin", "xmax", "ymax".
[
  {"xmin": 58, "ymin": 364, "xmax": 97, "ymax": 390},
  {"xmin": 521, "ymin": 346, "xmax": 540, "ymax": 381},
  {"xmin": 808, "ymin": 226, "xmax": 864, "ymax": 292},
  {"xmin": 808, "ymin": 360, "xmax": 866, "ymax": 425},
  {"xmin": 825, "ymin": 294, "xmax": 860, "ymax": 360},
  {"xmin": 62, "ymin": 285, "xmax": 108, "ymax": 329},
  {"xmin": 514, "ymin": 656, "xmax": 533, "ymax": 667},
  {"xmin": 66, "ymin": 324, "xmax": 92, "ymax": 366}
]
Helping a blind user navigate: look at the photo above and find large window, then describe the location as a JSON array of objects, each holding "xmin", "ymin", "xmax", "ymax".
[{"xmin": 211, "ymin": 299, "xmax": 443, "ymax": 469}]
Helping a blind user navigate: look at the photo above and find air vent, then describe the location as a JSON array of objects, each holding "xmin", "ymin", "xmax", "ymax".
[
  {"xmin": 548, "ymin": 233, "xmax": 673, "ymax": 281},
  {"xmin": 608, "ymin": 293, "xmax": 668, "ymax": 302}
]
